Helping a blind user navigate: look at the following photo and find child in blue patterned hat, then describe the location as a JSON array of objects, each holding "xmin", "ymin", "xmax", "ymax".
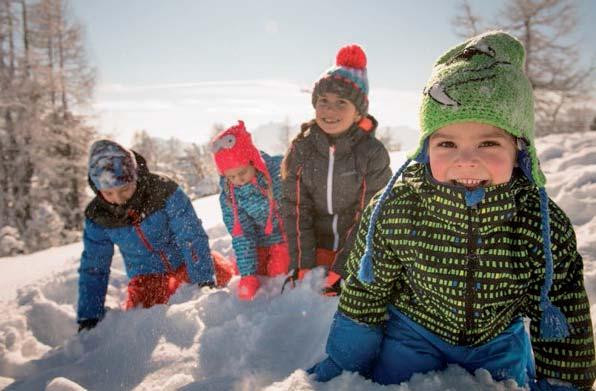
[
  {"xmin": 77, "ymin": 139, "xmax": 217, "ymax": 332},
  {"xmin": 308, "ymin": 31, "xmax": 595, "ymax": 390}
]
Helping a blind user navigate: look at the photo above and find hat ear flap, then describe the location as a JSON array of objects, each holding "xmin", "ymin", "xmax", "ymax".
[
  {"xmin": 413, "ymin": 139, "xmax": 430, "ymax": 164},
  {"xmin": 516, "ymin": 139, "xmax": 535, "ymax": 184}
]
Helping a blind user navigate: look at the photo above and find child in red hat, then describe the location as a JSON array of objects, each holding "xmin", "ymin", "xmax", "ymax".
[{"xmin": 212, "ymin": 121, "xmax": 290, "ymax": 300}]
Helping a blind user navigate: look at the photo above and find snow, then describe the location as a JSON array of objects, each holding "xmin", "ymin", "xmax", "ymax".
[{"xmin": 1, "ymin": 131, "xmax": 595, "ymax": 391}]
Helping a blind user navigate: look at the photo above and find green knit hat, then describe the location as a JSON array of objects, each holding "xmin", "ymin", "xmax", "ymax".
[{"xmin": 412, "ymin": 30, "xmax": 545, "ymax": 186}]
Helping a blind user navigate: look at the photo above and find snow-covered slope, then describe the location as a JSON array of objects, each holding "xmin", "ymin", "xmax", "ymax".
[{"xmin": 0, "ymin": 132, "xmax": 595, "ymax": 391}]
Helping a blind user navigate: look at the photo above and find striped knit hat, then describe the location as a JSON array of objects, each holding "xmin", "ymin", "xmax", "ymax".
[
  {"xmin": 211, "ymin": 121, "xmax": 275, "ymax": 237},
  {"xmin": 88, "ymin": 139, "xmax": 138, "ymax": 190},
  {"xmin": 358, "ymin": 31, "xmax": 569, "ymax": 340},
  {"xmin": 312, "ymin": 44, "xmax": 369, "ymax": 115}
]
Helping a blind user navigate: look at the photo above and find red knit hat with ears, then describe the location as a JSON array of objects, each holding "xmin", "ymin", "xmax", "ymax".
[{"xmin": 211, "ymin": 121, "xmax": 274, "ymax": 237}]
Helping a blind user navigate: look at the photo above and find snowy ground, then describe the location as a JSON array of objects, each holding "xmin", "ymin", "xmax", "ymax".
[{"xmin": 1, "ymin": 132, "xmax": 595, "ymax": 391}]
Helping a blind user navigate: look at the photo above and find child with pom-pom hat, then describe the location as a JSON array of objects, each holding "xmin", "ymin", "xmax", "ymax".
[
  {"xmin": 280, "ymin": 44, "xmax": 392, "ymax": 296},
  {"xmin": 212, "ymin": 121, "xmax": 290, "ymax": 301}
]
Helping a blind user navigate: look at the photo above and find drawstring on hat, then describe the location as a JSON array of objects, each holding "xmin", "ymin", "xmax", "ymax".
[
  {"xmin": 358, "ymin": 158, "xmax": 413, "ymax": 283},
  {"xmin": 228, "ymin": 183, "xmax": 243, "ymax": 237},
  {"xmin": 359, "ymin": 140, "xmax": 427, "ymax": 282},
  {"xmin": 265, "ymin": 199, "xmax": 274, "ymax": 236},
  {"xmin": 518, "ymin": 139, "xmax": 569, "ymax": 339},
  {"xmin": 538, "ymin": 187, "xmax": 569, "ymax": 339}
]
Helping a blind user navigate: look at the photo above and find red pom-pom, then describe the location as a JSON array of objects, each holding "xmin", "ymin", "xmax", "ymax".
[{"xmin": 336, "ymin": 44, "xmax": 367, "ymax": 69}]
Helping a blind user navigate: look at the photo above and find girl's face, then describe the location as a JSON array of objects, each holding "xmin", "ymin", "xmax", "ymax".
[
  {"xmin": 428, "ymin": 122, "xmax": 517, "ymax": 189},
  {"xmin": 224, "ymin": 164, "xmax": 256, "ymax": 187},
  {"xmin": 99, "ymin": 181, "xmax": 137, "ymax": 205},
  {"xmin": 314, "ymin": 92, "xmax": 361, "ymax": 136}
]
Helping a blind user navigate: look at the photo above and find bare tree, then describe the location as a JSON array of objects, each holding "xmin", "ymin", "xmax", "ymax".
[
  {"xmin": 451, "ymin": 0, "xmax": 595, "ymax": 135},
  {"xmin": 131, "ymin": 129, "xmax": 159, "ymax": 169},
  {"xmin": 451, "ymin": 0, "xmax": 483, "ymax": 38},
  {"xmin": 0, "ymin": 0, "xmax": 96, "ymax": 251}
]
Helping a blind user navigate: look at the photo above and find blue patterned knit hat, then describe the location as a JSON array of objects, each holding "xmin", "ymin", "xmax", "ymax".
[
  {"xmin": 357, "ymin": 31, "xmax": 569, "ymax": 341},
  {"xmin": 88, "ymin": 139, "xmax": 138, "ymax": 190}
]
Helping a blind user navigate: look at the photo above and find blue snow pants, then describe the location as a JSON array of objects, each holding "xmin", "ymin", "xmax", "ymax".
[{"xmin": 371, "ymin": 306, "xmax": 535, "ymax": 386}]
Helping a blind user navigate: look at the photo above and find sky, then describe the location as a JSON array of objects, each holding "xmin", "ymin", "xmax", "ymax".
[
  {"xmin": 1, "ymin": 132, "xmax": 595, "ymax": 390},
  {"xmin": 69, "ymin": 0, "xmax": 596, "ymax": 146}
]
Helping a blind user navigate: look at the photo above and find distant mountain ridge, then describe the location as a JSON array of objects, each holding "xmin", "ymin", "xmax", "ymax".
[{"xmin": 250, "ymin": 120, "xmax": 420, "ymax": 156}]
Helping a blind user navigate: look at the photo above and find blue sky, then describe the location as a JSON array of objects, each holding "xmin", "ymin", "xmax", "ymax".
[{"xmin": 70, "ymin": 0, "xmax": 596, "ymax": 146}]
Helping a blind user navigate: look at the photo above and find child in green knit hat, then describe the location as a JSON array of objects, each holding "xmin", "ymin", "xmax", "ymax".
[{"xmin": 308, "ymin": 31, "xmax": 596, "ymax": 390}]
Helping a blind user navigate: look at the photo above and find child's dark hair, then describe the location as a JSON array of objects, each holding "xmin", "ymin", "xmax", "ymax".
[{"xmin": 280, "ymin": 119, "xmax": 316, "ymax": 180}]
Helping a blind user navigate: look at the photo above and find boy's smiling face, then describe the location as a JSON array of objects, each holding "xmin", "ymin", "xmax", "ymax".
[{"xmin": 428, "ymin": 122, "xmax": 517, "ymax": 189}]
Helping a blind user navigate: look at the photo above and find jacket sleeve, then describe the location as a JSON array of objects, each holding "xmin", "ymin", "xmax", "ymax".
[
  {"xmin": 280, "ymin": 145, "xmax": 317, "ymax": 271},
  {"xmin": 338, "ymin": 194, "xmax": 403, "ymax": 325},
  {"xmin": 524, "ymin": 202, "xmax": 596, "ymax": 391},
  {"xmin": 164, "ymin": 187, "xmax": 215, "ymax": 285},
  {"xmin": 77, "ymin": 219, "xmax": 114, "ymax": 321},
  {"xmin": 363, "ymin": 139, "xmax": 392, "ymax": 205},
  {"xmin": 219, "ymin": 189, "xmax": 259, "ymax": 276},
  {"xmin": 333, "ymin": 140, "xmax": 393, "ymax": 277}
]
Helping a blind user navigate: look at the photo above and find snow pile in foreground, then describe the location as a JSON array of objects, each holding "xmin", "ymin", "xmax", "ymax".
[{"xmin": 0, "ymin": 131, "xmax": 595, "ymax": 391}]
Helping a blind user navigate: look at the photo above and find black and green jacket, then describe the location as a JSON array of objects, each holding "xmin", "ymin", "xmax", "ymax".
[{"xmin": 339, "ymin": 163, "xmax": 596, "ymax": 390}]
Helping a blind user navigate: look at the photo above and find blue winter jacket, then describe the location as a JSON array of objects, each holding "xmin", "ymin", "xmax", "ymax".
[
  {"xmin": 77, "ymin": 153, "xmax": 214, "ymax": 321},
  {"xmin": 219, "ymin": 152, "xmax": 285, "ymax": 276}
]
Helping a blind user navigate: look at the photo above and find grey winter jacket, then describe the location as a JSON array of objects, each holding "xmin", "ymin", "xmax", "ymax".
[{"xmin": 281, "ymin": 116, "xmax": 391, "ymax": 278}]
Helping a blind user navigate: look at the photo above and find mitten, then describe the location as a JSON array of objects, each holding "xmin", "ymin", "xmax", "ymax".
[
  {"xmin": 77, "ymin": 318, "xmax": 100, "ymax": 333},
  {"xmin": 237, "ymin": 275, "xmax": 260, "ymax": 301}
]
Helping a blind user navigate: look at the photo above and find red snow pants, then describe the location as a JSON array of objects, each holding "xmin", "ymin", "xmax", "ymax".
[
  {"xmin": 125, "ymin": 264, "xmax": 190, "ymax": 310},
  {"xmin": 256, "ymin": 242, "xmax": 290, "ymax": 277}
]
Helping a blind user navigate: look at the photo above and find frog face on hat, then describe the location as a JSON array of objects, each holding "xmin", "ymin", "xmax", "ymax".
[{"xmin": 414, "ymin": 31, "xmax": 544, "ymax": 186}]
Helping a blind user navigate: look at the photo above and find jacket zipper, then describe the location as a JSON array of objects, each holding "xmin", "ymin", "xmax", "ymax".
[
  {"xmin": 128, "ymin": 209, "xmax": 174, "ymax": 274},
  {"xmin": 461, "ymin": 206, "xmax": 479, "ymax": 345},
  {"xmin": 326, "ymin": 146, "xmax": 335, "ymax": 214},
  {"xmin": 326, "ymin": 146, "xmax": 340, "ymax": 250}
]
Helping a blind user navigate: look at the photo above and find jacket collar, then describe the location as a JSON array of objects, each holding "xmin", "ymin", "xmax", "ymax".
[
  {"xmin": 309, "ymin": 115, "xmax": 378, "ymax": 157},
  {"xmin": 403, "ymin": 163, "xmax": 533, "ymax": 234}
]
